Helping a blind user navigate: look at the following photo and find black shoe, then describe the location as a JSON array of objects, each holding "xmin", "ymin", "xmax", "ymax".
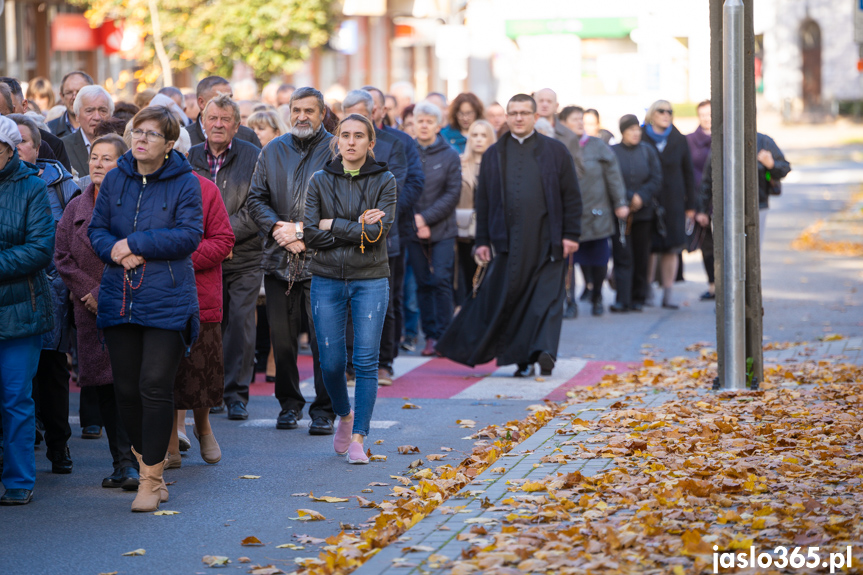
[
  {"xmin": 662, "ymin": 302, "xmax": 680, "ymax": 310},
  {"xmin": 309, "ymin": 416, "xmax": 334, "ymax": 435},
  {"xmin": 102, "ymin": 468, "xmax": 124, "ymax": 488},
  {"xmin": 563, "ymin": 302, "xmax": 578, "ymax": 319},
  {"xmin": 227, "ymin": 401, "xmax": 249, "ymax": 421},
  {"xmin": 81, "ymin": 425, "xmax": 102, "ymax": 439},
  {"xmin": 513, "ymin": 364, "xmax": 535, "ymax": 378},
  {"xmin": 102, "ymin": 466, "xmax": 138, "ymax": 489},
  {"xmin": 120, "ymin": 467, "xmax": 140, "ymax": 491},
  {"xmin": 265, "ymin": 375, "xmax": 276, "ymax": 383},
  {"xmin": 537, "ymin": 352, "xmax": 555, "ymax": 376},
  {"xmin": 609, "ymin": 303, "xmax": 628, "ymax": 313},
  {"xmin": 700, "ymin": 291, "xmax": 716, "ymax": 301},
  {"xmin": 579, "ymin": 287, "xmax": 592, "ymax": 302},
  {"xmin": 277, "ymin": 409, "xmax": 299, "ymax": 430},
  {"xmin": 210, "ymin": 403, "xmax": 225, "ymax": 415},
  {"xmin": 631, "ymin": 302, "xmax": 644, "ymax": 312},
  {"xmin": 592, "ymin": 302, "xmax": 604, "ymax": 316},
  {"xmin": 47, "ymin": 445, "xmax": 72, "ymax": 474},
  {"xmin": 0, "ymin": 489, "xmax": 33, "ymax": 505},
  {"xmin": 400, "ymin": 337, "xmax": 417, "ymax": 352},
  {"xmin": 35, "ymin": 419, "xmax": 44, "ymax": 446}
]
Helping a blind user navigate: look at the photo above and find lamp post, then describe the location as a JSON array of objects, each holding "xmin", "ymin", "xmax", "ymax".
[{"xmin": 722, "ymin": 0, "xmax": 746, "ymax": 390}]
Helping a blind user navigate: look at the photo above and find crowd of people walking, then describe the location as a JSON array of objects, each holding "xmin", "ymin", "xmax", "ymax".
[{"xmin": 0, "ymin": 70, "xmax": 789, "ymax": 508}]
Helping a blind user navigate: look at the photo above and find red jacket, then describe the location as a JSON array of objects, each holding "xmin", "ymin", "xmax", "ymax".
[{"xmin": 192, "ymin": 173, "xmax": 235, "ymax": 323}]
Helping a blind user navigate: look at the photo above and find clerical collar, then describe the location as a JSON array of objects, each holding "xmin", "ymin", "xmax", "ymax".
[{"xmin": 511, "ymin": 130, "xmax": 536, "ymax": 145}]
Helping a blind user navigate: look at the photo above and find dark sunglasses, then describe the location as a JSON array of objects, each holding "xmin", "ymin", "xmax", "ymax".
[{"xmin": 656, "ymin": 108, "xmax": 673, "ymax": 115}]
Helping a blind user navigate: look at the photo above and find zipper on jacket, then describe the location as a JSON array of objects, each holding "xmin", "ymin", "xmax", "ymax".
[
  {"xmin": 342, "ymin": 176, "xmax": 353, "ymax": 279},
  {"xmin": 168, "ymin": 262, "xmax": 176, "ymax": 287},
  {"xmin": 28, "ymin": 277, "xmax": 37, "ymax": 311},
  {"xmin": 132, "ymin": 176, "xmax": 147, "ymax": 231}
]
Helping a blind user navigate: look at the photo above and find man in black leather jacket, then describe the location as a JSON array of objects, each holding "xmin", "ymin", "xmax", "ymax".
[{"xmin": 246, "ymin": 87, "xmax": 335, "ymax": 435}]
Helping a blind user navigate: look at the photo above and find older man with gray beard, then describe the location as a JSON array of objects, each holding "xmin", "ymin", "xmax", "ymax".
[{"xmin": 246, "ymin": 87, "xmax": 334, "ymax": 435}]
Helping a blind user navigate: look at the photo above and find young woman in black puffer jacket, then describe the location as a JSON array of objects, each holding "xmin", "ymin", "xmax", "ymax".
[{"xmin": 303, "ymin": 113, "xmax": 397, "ymax": 465}]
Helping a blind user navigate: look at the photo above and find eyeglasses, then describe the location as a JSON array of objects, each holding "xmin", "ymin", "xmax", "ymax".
[
  {"xmin": 62, "ymin": 90, "xmax": 79, "ymax": 99},
  {"xmin": 656, "ymin": 108, "xmax": 673, "ymax": 115},
  {"xmin": 457, "ymin": 110, "xmax": 477, "ymax": 118},
  {"xmin": 507, "ymin": 111, "xmax": 534, "ymax": 118},
  {"xmin": 130, "ymin": 129, "xmax": 166, "ymax": 142}
]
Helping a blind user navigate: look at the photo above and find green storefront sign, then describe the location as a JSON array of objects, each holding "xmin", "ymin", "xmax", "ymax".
[{"xmin": 505, "ymin": 17, "xmax": 638, "ymax": 39}]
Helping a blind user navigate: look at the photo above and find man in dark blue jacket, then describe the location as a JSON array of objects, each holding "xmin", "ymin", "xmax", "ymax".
[
  {"xmin": 436, "ymin": 94, "xmax": 582, "ymax": 377},
  {"xmin": 364, "ymin": 86, "xmax": 425, "ymax": 377}
]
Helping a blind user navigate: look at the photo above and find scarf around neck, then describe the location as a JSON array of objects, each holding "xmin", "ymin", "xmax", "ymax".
[{"xmin": 646, "ymin": 123, "xmax": 673, "ymax": 146}]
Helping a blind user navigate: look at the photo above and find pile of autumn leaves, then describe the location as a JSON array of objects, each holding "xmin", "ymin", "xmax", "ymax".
[{"xmin": 290, "ymin": 353, "xmax": 863, "ymax": 575}]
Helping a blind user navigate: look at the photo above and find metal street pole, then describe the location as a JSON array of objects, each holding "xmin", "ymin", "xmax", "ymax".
[{"xmin": 722, "ymin": 0, "xmax": 746, "ymax": 390}]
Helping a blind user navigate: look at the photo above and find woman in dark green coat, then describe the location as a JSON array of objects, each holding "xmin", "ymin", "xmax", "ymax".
[{"xmin": 0, "ymin": 116, "xmax": 56, "ymax": 506}]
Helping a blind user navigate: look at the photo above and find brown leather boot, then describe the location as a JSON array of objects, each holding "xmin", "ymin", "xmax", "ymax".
[{"xmin": 131, "ymin": 449, "xmax": 168, "ymax": 512}]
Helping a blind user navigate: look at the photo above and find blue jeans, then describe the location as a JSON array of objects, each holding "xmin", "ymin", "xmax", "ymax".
[
  {"xmin": 406, "ymin": 238, "xmax": 455, "ymax": 340},
  {"xmin": 311, "ymin": 277, "xmax": 389, "ymax": 436},
  {"xmin": 403, "ymin": 254, "xmax": 420, "ymax": 339},
  {"xmin": 0, "ymin": 335, "xmax": 41, "ymax": 491}
]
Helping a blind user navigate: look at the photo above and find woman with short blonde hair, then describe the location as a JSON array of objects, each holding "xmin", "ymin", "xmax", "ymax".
[
  {"xmin": 247, "ymin": 109, "xmax": 289, "ymax": 148},
  {"xmin": 641, "ymin": 99, "xmax": 696, "ymax": 309}
]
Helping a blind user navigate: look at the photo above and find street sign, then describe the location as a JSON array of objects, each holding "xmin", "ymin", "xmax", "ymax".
[{"xmin": 855, "ymin": 0, "xmax": 863, "ymax": 44}]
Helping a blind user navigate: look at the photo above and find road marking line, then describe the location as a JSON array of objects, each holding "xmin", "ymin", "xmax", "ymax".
[
  {"xmin": 239, "ymin": 419, "xmax": 399, "ymax": 429},
  {"xmin": 451, "ymin": 359, "xmax": 589, "ymax": 400}
]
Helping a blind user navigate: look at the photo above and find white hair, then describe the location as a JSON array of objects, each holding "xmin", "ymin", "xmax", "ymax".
[
  {"xmin": 172, "ymin": 128, "xmax": 192, "ymax": 156},
  {"xmin": 414, "ymin": 100, "xmax": 442, "ymax": 125},
  {"xmin": 73, "ymin": 85, "xmax": 114, "ymax": 117},
  {"xmin": 390, "ymin": 81, "xmax": 415, "ymax": 101},
  {"xmin": 342, "ymin": 90, "xmax": 374, "ymax": 116}
]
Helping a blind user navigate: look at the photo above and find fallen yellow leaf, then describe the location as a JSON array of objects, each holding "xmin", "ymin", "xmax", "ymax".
[
  {"xmin": 276, "ymin": 543, "xmax": 305, "ymax": 550},
  {"xmin": 202, "ymin": 555, "xmax": 230, "ymax": 567},
  {"xmin": 290, "ymin": 509, "xmax": 325, "ymax": 521},
  {"xmin": 122, "ymin": 549, "xmax": 145, "ymax": 556},
  {"xmin": 402, "ymin": 402, "xmax": 421, "ymax": 409},
  {"xmin": 310, "ymin": 494, "xmax": 350, "ymax": 503},
  {"xmin": 239, "ymin": 475, "xmax": 260, "ymax": 479},
  {"xmin": 153, "ymin": 510, "xmax": 180, "ymax": 515},
  {"xmin": 369, "ymin": 454, "xmax": 387, "ymax": 462},
  {"xmin": 241, "ymin": 535, "xmax": 265, "ymax": 546}
]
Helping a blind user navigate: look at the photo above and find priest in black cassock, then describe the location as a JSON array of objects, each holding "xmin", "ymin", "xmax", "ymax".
[{"xmin": 435, "ymin": 93, "xmax": 582, "ymax": 377}]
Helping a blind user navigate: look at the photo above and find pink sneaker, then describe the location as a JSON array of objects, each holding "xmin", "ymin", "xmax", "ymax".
[
  {"xmin": 346, "ymin": 441, "xmax": 369, "ymax": 464},
  {"xmin": 334, "ymin": 412, "xmax": 353, "ymax": 455}
]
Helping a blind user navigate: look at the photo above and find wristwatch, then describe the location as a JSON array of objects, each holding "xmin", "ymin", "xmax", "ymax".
[{"xmin": 295, "ymin": 222, "xmax": 304, "ymax": 240}]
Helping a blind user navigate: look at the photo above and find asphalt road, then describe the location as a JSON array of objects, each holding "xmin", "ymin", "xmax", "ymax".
[{"xmin": 1, "ymin": 154, "xmax": 861, "ymax": 575}]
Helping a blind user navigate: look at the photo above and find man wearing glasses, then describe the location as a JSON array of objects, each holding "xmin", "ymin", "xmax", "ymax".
[
  {"xmin": 48, "ymin": 71, "xmax": 94, "ymax": 139},
  {"xmin": 437, "ymin": 94, "xmax": 582, "ymax": 378}
]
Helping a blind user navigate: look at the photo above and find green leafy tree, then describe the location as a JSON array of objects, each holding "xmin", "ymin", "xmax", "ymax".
[{"xmin": 74, "ymin": 0, "xmax": 339, "ymax": 85}]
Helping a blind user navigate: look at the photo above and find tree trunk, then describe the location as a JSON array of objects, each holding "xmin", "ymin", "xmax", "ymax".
[{"xmin": 148, "ymin": 0, "xmax": 173, "ymax": 87}]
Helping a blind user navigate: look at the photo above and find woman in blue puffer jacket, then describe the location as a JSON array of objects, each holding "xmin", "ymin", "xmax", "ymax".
[
  {"xmin": 88, "ymin": 106, "xmax": 203, "ymax": 512},
  {"xmin": 0, "ymin": 116, "xmax": 55, "ymax": 506}
]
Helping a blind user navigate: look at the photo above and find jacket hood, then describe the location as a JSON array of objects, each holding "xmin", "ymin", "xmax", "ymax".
[
  {"xmin": 0, "ymin": 150, "xmax": 39, "ymax": 183},
  {"xmin": 117, "ymin": 148, "xmax": 193, "ymax": 181},
  {"xmin": 36, "ymin": 159, "xmax": 73, "ymax": 187},
  {"xmin": 323, "ymin": 155, "xmax": 389, "ymax": 177}
]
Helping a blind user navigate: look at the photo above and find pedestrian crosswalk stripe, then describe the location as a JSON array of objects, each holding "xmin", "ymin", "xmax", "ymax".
[
  {"xmin": 451, "ymin": 359, "xmax": 589, "ymax": 400},
  {"xmin": 238, "ymin": 419, "xmax": 399, "ymax": 429}
]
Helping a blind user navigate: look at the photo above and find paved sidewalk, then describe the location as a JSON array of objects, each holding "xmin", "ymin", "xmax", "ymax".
[
  {"xmin": 352, "ymin": 390, "xmax": 680, "ymax": 575},
  {"xmin": 763, "ymin": 336, "xmax": 863, "ymax": 365}
]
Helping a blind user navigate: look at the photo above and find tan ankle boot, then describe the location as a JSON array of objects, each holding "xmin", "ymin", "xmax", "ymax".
[{"xmin": 131, "ymin": 449, "xmax": 169, "ymax": 511}]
